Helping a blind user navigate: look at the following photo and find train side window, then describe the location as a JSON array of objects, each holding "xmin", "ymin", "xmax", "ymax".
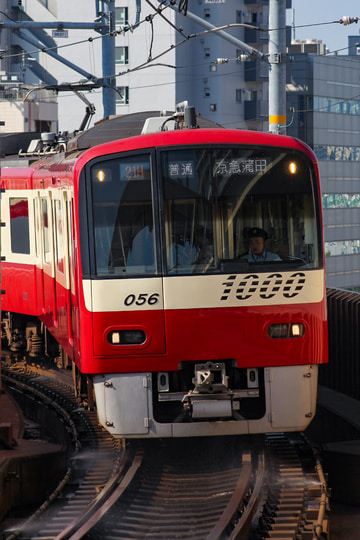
[
  {"xmin": 41, "ymin": 198, "xmax": 51, "ymax": 264},
  {"xmin": 34, "ymin": 198, "xmax": 40, "ymax": 258},
  {"xmin": 54, "ymin": 199, "xmax": 65, "ymax": 273},
  {"xmin": 9, "ymin": 197, "xmax": 30, "ymax": 255}
]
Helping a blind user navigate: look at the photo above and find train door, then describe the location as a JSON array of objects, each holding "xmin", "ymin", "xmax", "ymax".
[
  {"xmin": 53, "ymin": 191, "xmax": 71, "ymax": 352},
  {"xmin": 34, "ymin": 194, "xmax": 45, "ymax": 311},
  {"xmin": 41, "ymin": 193, "xmax": 56, "ymax": 328},
  {"xmin": 67, "ymin": 198, "xmax": 80, "ymax": 359}
]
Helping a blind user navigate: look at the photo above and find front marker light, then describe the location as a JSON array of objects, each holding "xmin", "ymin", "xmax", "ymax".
[{"xmin": 267, "ymin": 323, "xmax": 305, "ymax": 339}]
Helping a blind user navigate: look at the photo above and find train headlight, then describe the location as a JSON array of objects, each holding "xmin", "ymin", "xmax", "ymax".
[
  {"xmin": 107, "ymin": 329, "xmax": 146, "ymax": 345},
  {"xmin": 267, "ymin": 323, "xmax": 305, "ymax": 339},
  {"xmin": 291, "ymin": 323, "xmax": 302, "ymax": 336},
  {"xmin": 112, "ymin": 331, "xmax": 120, "ymax": 344}
]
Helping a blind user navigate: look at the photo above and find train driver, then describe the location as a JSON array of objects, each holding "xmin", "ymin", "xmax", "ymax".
[{"xmin": 242, "ymin": 227, "xmax": 281, "ymax": 263}]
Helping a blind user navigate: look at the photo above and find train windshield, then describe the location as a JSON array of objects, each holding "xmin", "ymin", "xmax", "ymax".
[
  {"xmin": 87, "ymin": 145, "xmax": 321, "ymax": 276},
  {"xmin": 160, "ymin": 146, "xmax": 321, "ymax": 274},
  {"xmin": 90, "ymin": 154, "xmax": 156, "ymax": 275}
]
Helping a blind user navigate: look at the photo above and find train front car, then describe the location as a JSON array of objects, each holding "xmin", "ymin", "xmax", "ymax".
[{"xmin": 78, "ymin": 128, "xmax": 328, "ymax": 438}]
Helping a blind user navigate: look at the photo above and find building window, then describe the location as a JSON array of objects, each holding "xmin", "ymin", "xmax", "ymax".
[
  {"xmin": 314, "ymin": 144, "xmax": 360, "ymax": 161},
  {"xmin": 115, "ymin": 46, "xmax": 129, "ymax": 65},
  {"xmin": 249, "ymin": 89, "xmax": 257, "ymax": 101},
  {"xmin": 204, "ymin": 48, "xmax": 211, "ymax": 58},
  {"xmin": 210, "ymin": 64, "xmax": 217, "ymax": 72},
  {"xmin": 116, "ymin": 86, "xmax": 129, "ymax": 105},
  {"xmin": 204, "ymin": 87, "xmax": 210, "ymax": 97},
  {"xmin": 115, "ymin": 7, "xmax": 128, "ymax": 26},
  {"xmin": 35, "ymin": 120, "xmax": 51, "ymax": 132},
  {"xmin": 210, "ymin": 103, "xmax": 217, "ymax": 111},
  {"xmin": 204, "ymin": 8, "xmax": 211, "ymax": 18},
  {"xmin": 323, "ymin": 193, "xmax": 360, "ymax": 208},
  {"xmin": 313, "ymin": 95, "xmax": 360, "ymax": 115},
  {"xmin": 236, "ymin": 10, "xmax": 242, "ymax": 23},
  {"xmin": 236, "ymin": 89, "xmax": 242, "ymax": 103},
  {"xmin": 325, "ymin": 239, "xmax": 360, "ymax": 257}
]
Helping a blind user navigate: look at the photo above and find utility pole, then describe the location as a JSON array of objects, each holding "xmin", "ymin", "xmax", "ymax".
[
  {"xmin": 268, "ymin": 0, "xmax": 287, "ymax": 134},
  {"xmin": 161, "ymin": 0, "xmax": 287, "ymax": 134}
]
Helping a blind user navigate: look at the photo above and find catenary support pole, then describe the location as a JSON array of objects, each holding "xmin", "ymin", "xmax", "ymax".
[
  {"xmin": 99, "ymin": 0, "xmax": 116, "ymax": 118},
  {"xmin": 268, "ymin": 0, "xmax": 287, "ymax": 134}
]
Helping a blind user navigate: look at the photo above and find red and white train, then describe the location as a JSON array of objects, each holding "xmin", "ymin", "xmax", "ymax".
[{"xmin": 1, "ymin": 106, "xmax": 328, "ymax": 438}]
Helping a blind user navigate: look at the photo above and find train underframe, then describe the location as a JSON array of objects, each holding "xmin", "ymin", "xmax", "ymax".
[
  {"xmin": 2, "ymin": 311, "xmax": 318, "ymax": 438},
  {"xmin": 93, "ymin": 352, "xmax": 319, "ymax": 437}
]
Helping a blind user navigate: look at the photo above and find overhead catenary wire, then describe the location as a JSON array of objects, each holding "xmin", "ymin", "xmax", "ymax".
[
  {"xmin": 4, "ymin": 3, "xmax": 360, "ymax": 124},
  {"xmin": 1, "ymin": 5, "xmax": 357, "ymax": 70},
  {"xmin": 24, "ymin": 50, "xmax": 360, "ymax": 125}
]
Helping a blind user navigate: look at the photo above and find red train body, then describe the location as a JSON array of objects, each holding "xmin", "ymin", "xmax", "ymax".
[{"xmin": 1, "ymin": 112, "xmax": 328, "ymax": 437}]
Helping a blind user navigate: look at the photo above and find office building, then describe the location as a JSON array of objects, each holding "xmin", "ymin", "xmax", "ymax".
[{"xmin": 287, "ymin": 42, "xmax": 360, "ymax": 289}]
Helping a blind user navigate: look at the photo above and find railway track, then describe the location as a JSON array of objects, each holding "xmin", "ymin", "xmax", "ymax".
[
  {"xmin": 78, "ymin": 434, "xmax": 329, "ymax": 540},
  {"xmin": 1, "ymin": 359, "xmax": 329, "ymax": 539},
  {"xmin": 0, "ymin": 359, "xmax": 126, "ymax": 540}
]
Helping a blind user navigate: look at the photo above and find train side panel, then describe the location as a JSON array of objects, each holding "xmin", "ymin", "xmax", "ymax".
[
  {"xmin": 1, "ymin": 171, "xmax": 42, "ymax": 317},
  {"xmin": 1, "ymin": 165, "xmax": 80, "ymax": 362}
]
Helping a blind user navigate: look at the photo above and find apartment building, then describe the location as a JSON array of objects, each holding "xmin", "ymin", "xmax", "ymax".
[{"xmin": 0, "ymin": 0, "xmax": 272, "ymax": 132}]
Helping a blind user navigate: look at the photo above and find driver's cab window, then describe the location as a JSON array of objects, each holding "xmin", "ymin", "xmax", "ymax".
[
  {"xmin": 161, "ymin": 147, "xmax": 320, "ymax": 275},
  {"xmin": 91, "ymin": 154, "xmax": 156, "ymax": 276},
  {"xmin": 230, "ymin": 192, "xmax": 316, "ymax": 266}
]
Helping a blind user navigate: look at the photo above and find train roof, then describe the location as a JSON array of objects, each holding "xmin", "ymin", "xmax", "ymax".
[
  {"xmin": 0, "ymin": 108, "xmax": 317, "ymax": 171},
  {"xmin": 0, "ymin": 131, "xmax": 43, "ymax": 158},
  {"xmin": 67, "ymin": 111, "xmax": 224, "ymax": 151}
]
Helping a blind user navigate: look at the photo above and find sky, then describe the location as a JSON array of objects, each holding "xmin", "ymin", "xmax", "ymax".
[{"xmin": 287, "ymin": 0, "xmax": 360, "ymax": 54}]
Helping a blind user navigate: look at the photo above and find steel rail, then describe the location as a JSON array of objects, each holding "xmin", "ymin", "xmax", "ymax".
[
  {"xmin": 205, "ymin": 452, "xmax": 253, "ymax": 540},
  {"xmin": 59, "ymin": 451, "xmax": 144, "ymax": 540}
]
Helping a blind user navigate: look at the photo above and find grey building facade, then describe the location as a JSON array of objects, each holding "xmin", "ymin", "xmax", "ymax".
[{"xmin": 287, "ymin": 52, "xmax": 360, "ymax": 290}]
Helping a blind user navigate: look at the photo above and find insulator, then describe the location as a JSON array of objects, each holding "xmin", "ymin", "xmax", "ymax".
[{"xmin": 340, "ymin": 16, "xmax": 358, "ymax": 26}]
